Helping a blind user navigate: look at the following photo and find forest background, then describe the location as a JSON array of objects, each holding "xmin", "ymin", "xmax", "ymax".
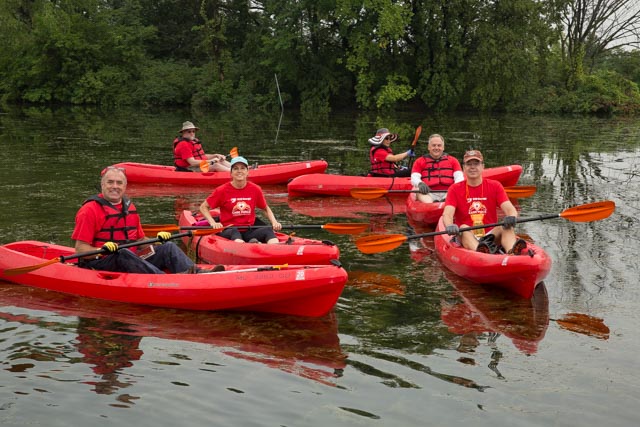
[{"xmin": 1, "ymin": 0, "xmax": 639, "ymax": 115}]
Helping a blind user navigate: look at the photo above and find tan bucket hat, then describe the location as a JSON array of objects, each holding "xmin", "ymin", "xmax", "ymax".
[{"xmin": 179, "ymin": 121, "xmax": 199, "ymax": 133}]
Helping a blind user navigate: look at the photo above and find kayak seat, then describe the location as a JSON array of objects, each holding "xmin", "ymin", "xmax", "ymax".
[{"xmin": 321, "ymin": 240, "xmax": 335, "ymax": 246}]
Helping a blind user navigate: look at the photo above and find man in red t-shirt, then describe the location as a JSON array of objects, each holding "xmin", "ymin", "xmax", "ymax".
[
  {"xmin": 442, "ymin": 150, "xmax": 526, "ymax": 254},
  {"xmin": 198, "ymin": 156, "xmax": 282, "ymax": 243}
]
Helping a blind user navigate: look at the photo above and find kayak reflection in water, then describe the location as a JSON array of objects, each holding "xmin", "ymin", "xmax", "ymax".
[{"xmin": 76, "ymin": 317, "xmax": 143, "ymax": 397}]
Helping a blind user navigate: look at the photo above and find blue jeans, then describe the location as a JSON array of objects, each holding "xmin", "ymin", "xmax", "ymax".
[{"xmin": 79, "ymin": 242, "xmax": 194, "ymax": 274}]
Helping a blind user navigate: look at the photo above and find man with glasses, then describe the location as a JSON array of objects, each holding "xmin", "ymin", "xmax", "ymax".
[
  {"xmin": 441, "ymin": 150, "xmax": 527, "ymax": 255},
  {"xmin": 71, "ymin": 166, "xmax": 201, "ymax": 273},
  {"xmin": 173, "ymin": 121, "xmax": 231, "ymax": 172}
]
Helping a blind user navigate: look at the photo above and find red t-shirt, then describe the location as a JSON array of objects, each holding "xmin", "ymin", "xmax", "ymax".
[
  {"xmin": 205, "ymin": 182, "xmax": 267, "ymax": 226},
  {"xmin": 444, "ymin": 179, "xmax": 509, "ymax": 233},
  {"xmin": 174, "ymin": 140, "xmax": 206, "ymax": 168},
  {"xmin": 71, "ymin": 199, "xmax": 144, "ymax": 249}
]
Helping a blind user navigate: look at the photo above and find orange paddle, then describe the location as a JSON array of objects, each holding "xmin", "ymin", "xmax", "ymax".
[
  {"xmin": 355, "ymin": 201, "xmax": 615, "ymax": 254},
  {"xmin": 350, "ymin": 185, "xmax": 537, "ymax": 200}
]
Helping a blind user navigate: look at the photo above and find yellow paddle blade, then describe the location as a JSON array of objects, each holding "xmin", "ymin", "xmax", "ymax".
[
  {"xmin": 322, "ymin": 223, "xmax": 369, "ymax": 235},
  {"xmin": 3, "ymin": 257, "xmax": 62, "ymax": 276},
  {"xmin": 505, "ymin": 186, "xmax": 537, "ymax": 199},
  {"xmin": 355, "ymin": 234, "xmax": 408, "ymax": 254},
  {"xmin": 560, "ymin": 200, "xmax": 615, "ymax": 222},
  {"xmin": 229, "ymin": 147, "xmax": 239, "ymax": 158},
  {"xmin": 199, "ymin": 160, "xmax": 210, "ymax": 172}
]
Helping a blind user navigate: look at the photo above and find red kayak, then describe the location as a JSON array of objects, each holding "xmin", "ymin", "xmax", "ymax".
[
  {"xmin": 0, "ymin": 284, "xmax": 347, "ymax": 385},
  {"xmin": 106, "ymin": 160, "xmax": 328, "ymax": 186},
  {"xmin": 433, "ymin": 218, "xmax": 551, "ymax": 298},
  {"xmin": 287, "ymin": 165, "xmax": 522, "ymax": 197},
  {"xmin": 0, "ymin": 241, "xmax": 347, "ymax": 317},
  {"xmin": 441, "ymin": 272, "xmax": 549, "ymax": 354},
  {"xmin": 179, "ymin": 210, "xmax": 341, "ymax": 265},
  {"xmin": 405, "ymin": 193, "xmax": 446, "ymax": 226}
]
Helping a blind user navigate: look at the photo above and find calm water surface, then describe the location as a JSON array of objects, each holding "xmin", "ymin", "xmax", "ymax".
[{"xmin": 1, "ymin": 106, "xmax": 639, "ymax": 426}]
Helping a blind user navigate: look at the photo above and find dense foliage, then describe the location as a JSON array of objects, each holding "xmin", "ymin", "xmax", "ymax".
[{"xmin": 0, "ymin": 0, "xmax": 639, "ymax": 113}]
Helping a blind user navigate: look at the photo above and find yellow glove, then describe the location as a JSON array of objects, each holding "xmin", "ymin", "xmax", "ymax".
[
  {"xmin": 102, "ymin": 241, "xmax": 118, "ymax": 253},
  {"xmin": 157, "ymin": 231, "xmax": 172, "ymax": 242}
]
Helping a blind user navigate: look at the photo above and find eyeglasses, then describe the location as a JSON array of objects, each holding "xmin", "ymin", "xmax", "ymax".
[
  {"xmin": 463, "ymin": 161, "xmax": 483, "ymax": 167},
  {"xmin": 184, "ymin": 129, "xmax": 196, "ymax": 133}
]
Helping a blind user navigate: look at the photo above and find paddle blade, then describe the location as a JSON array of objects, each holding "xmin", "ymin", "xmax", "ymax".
[
  {"xmin": 350, "ymin": 188, "xmax": 389, "ymax": 200},
  {"xmin": 560, "ymin": 200, "xmax": 615, "ymax": 222},
  {"xmin": 229, "ymin": 147, "xmax": 239, "ymax": 158},
  {"xmin": 556, "ymin": 313, "xmax": 610, "ymax": 340},
  {"xmin": 3, "ymin": 257, "xmax": 62, "ymax": 276},
  {"xmin": 411, "ymin": 125, "xmax": 422, "ymax": 147},
  {"xmin": 505, "ymin": 186, "xmax": 537, "ymax": 199},
  {"xmin": 199, "ymin": 160, "xmax": 210, "ymax": 172},
  {"xmin": 142, "ymin": 224, "xmax": 181, "ymax": 234},
  {"xmin": 192, "ymin": 228, "xmax": 224, "ymax": 236},
  {"xmin": 355, "ymin": 234, "xmax": 408, "ymax": 254},
  {"xmin": 323, "ymin": 223, "xmax": 369, "ymax": 235}
]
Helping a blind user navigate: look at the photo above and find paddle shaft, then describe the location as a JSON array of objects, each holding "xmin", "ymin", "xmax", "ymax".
[
  {"xmin": 407, "ymin": 213, "xmax": 561, "ymax": 241},
  {"xmin": 200, "ymin": 264, "xmax": 289, "ymax": 275},
  {"xmin": 59, "ymin": 231, "xmax": 192, "ymax": 262}
]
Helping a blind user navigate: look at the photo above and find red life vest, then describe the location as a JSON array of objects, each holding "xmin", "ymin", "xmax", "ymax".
[
  {"xmin": 173, "ymin": 137, "xmax": 206, "ymax": 168},
  {"xmin": 369, "ymin": 146, "xmax": 396, "ymax": 176},
  {"xmin": 83, "ymin": 195, "xmax": 140, "ymax": 247},
  {"xmin": 418, "ymin": 154, "xmax": 457, "ymax": 188}
]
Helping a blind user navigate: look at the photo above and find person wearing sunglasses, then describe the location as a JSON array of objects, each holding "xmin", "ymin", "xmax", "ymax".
[
  {"xmin": 71, "ymin": 166, "xmax": 201, "ymax": 273},
  {"xmin": 368, "ymin": 128, "xmax": 414, "ymax": 177},
  {"xmin": 442, "ymin": 150, "xmax": 527, "ymax": 255},
  {"xmin": 173, "ymin": 121, "xmax": 231, "ymax": 172}
]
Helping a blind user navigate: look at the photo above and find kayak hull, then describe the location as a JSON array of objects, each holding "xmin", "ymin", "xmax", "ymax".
[
  {"xmin": 433, "ymin": 218, "xmax": 551, "ymax": 298},
  {"xmin": 179, "ymin": 210, "xmax": 341, "ymax": 265},
  {"xmin": 0, "ymin": 241, "xmax": 346, "ymax": 317},
  {"xmin": 107, "ymin": 160, "xmax": 328, "ymax": 186},
  {"xmin": 405, "ymin": 193, "xmax": 446, "ymax": 226},
  {"xmin": 287, "ymin": 165, "xmax": 522, "ymax": 197}
]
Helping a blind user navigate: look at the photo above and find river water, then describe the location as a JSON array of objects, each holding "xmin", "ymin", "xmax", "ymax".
[{"xmin": 1, "ymin": 106, "xmax": 639, "ymax": 426}]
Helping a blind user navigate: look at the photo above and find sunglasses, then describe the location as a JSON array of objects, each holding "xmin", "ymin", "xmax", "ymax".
[{"xmin": 102, "ymin": 166, "xmax": 127, "ymax": 176}]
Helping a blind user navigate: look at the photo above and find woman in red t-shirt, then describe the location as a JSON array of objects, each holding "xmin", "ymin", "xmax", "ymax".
[{"xmin": 198, "ymin": 156, "xmax": 282, "ymax": 243}]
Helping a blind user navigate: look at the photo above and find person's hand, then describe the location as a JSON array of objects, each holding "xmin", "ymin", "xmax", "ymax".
[
  {"xmin": 102, "ymin": 242, "xmax": 118, "ymax": 253},
  {"xmin": 503, "ymin": 216, "xmax": 517, "ymax": 230},
  {"xmin": 445, "ymin": 224, "xmax": 460, "ymax": 236},
  {"xmin": 272, "ymin": 221, "xmax": 282, "ymax": 231},
  {"xmin": 210, "ymin": 221, "xmax": 224, "ymax": 230},
  {"xmin": 157, "ymin": 231, "xmax": 172, "ymax": 242},
  {"xmin": 406, "ymin": 149, "xmax": 415, "ymax": 157},
  {"xmin": 418, "ymin": 182, "xmax": 430, "ymax": 195}
]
